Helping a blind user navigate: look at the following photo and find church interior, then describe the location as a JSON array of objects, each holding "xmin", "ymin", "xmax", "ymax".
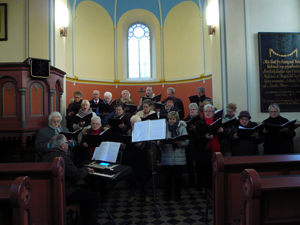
[{"xmin": 1, "ymin": 0, "xmax": 300, "ymax": 224}]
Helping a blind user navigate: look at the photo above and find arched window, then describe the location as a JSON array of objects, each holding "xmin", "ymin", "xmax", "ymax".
[{"xmin": 128, "ymin": 23, "xmax": 151, "ymax": 78}]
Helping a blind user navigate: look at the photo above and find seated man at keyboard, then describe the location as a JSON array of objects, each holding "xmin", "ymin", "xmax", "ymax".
[{"xmin": 42, "ymin": 134, "xmax": 101, "ymax": 225}]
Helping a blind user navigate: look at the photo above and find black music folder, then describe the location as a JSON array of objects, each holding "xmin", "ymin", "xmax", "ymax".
[
  {"xmin": 186, "ymin": 115, "xmax": 201, "ymax": 127},
  {"xmin": 153, "ymin": 102, "xmax": 165, "ymax": 109},
  {"xmin": 98, "ymin": 100, "xmax": 116, "ymax": 113},
  {"xmin": 222, "ymin": 118, "xmax": 237, "ymax": 129},
  {"xmin": 214, "ymin": 109, "xmax": 223, "ymax": 120},
  {"xmin": 264, "ymin": 119, "xmax": 297, "ymax": 133},
  {"xmin": 108, "ymin": 113, "xmax": 130, "ymax": 128},
  {"xmin": 188, "ymin": 95, "xmax": 199, "ymax": 104},
  {"xmin": 237, "ymin": 123, "xmax": 265, "ymax": 139},
  {"xmin": 141, "ymin": 113, "xmax": 158, "ymax": 121},
  {"xmin": 196, "ymin": 118, "xmax": 222, "ymax": 135},
  {"xmin": 123, "ymin": 103, "xmax": 137, "ymax": 113},
  {"xmin": 74, "ymin": 113, "xmax": 93, "ymax": 126},
  {"xmin": 60, "ymin": 128, "xmax": 82, "ymax": 140},
  {"xmin": 86, "ymin": 128, "xmax": 112, "ymax": 147},
  {"xmin": 160, "ymin": 134, "xmax": 189, "ymax": 144},
  {"xmin": 142, "ymin": 94, "xmax": 162, "ymax": 102}
]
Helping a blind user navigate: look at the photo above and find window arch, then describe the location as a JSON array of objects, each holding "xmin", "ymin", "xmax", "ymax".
[{"xmin": 128, "ymin": 23, "xmax": 151, "ymax": 78}]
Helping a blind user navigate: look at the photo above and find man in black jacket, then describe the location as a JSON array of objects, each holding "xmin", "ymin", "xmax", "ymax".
[
  {"xmin": 42, "ymin": 134, "xmax": 100, "ymax": 225},
  {"xmin": 162, "ymin": 87, "xmax": 185, "ymax": 120}
]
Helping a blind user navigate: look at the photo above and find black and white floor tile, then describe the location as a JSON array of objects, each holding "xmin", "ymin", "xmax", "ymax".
[{"xmin": 97, "ymin": 186, "xmax": 213, "ymax": 225}]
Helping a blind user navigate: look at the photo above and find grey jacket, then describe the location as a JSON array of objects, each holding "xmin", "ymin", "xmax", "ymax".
[{"xmin": 158, "ymin": 120, "xmax": 189, "ymax": 166}]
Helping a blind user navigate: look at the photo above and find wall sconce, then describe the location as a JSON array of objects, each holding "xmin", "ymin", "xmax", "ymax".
[
  {"xmin": 57, "ymin": 6, "xmax": 69, "ymax": 37},
  {"xmin": 206, "ymin": 3, "xmax": 218, "ymax": 35}
]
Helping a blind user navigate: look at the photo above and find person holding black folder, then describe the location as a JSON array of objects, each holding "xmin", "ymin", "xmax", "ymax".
[
  {"xmin": 66, "ymin": 91, "xmax": 83, "ymax": 131},
  {"xmin": 157, "ymin": 111, "xmax": 189, "ymax": 202},
  {"xmin": 227, "ymin": 111, "xmax": 263, "ymax": 156},
  {"xmin": 98, "ymin": 91, "xmax": 114, "ymax": 127},
  {"xmin": 89, "ymin": 90, "xmax": 103, "ymax": 116},
  {"xmin": 184, "ymin": 103, "xmax": 203, "ymax": 189},
  {"xmin": 159, "ymin": 96, "xmax": 179, "ymax": 119},
  {"xmin": 121, "ymin": 115, "xmax": 151, "ymax": 203},
  {"xmin": 136, "ymin": 99, "xmax": 158, "ymax": 119},
  {"xmin": 198, "ymin": 104, "xmax": 226, "ymax": 188},
  {"xmin": 263, "ymin": 103, "xmax": 296, "ymax": 154}
]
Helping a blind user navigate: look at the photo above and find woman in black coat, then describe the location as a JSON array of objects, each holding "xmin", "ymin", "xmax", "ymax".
[
  {"xmin": 227, "ymin": 111, "xmax": 263, "ymax": 156},
  {"xmin": 263, "ymin": 103, "xmax": 296, "ymax": 154}
]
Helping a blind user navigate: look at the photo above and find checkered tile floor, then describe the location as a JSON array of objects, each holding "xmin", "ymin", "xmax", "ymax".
[{"xmin": 96, "ymin": 185, "xmax": 213, "ymax": 225}]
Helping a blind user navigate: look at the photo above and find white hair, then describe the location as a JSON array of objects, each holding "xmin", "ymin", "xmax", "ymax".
[
  {"xmin": 91, "ymin": 116, "xmax": 101, "ymax": 124},
  {"xmin": 204, "ymin": 104, "xmax": 215, "ymax": 112},
  {"xmin": 104, "ymin": 91, "xmax": 112, "ymax": 98},
  {"xmin": 122, "ymin": 90, "xmax": 130, "ymax": 95},
  {"xmin": 48, "ymin": 111, "xmax": 62, "ymax": 124}
]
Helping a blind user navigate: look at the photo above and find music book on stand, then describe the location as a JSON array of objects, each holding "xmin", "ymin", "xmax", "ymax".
[
  {"xmin": 160, "ymin": 134, "xmax": 189, "ymax": 144},
  {"xmin": 142, "ymin": 94, "xmax": 162, "ymax": 102},
  {"xmin": 265, "ymin": 119, "xmax": 297, "ymax": 133},
  {"xmin": 98, "ymin": 100, "xmax": 116, "ymax": 113},
  {"xmin": 186, "ymin": 115, "xmax": 201, "ymax": 127},
  {"xmin": 92, "ymin": 141, "xmax": 121, "ymax": 163},
  {"xmin": 237, "ymin": 123, "xmax": 265, "ymax": 139},
  {"xmin": 196, "ymin": 118, "xmax": 222, "ymax": 135},
  {"xmin": 132, "ymin": 119, "xmax": 167, "ymax": 142},
  {"xmin": 222, "ymin": 118, "xmax": 237, "ymax": 129},
  {"xmin": 188, "ymin": 95, "xmax": 199, "ymax": 104},
  {"xmin": 141, "ymin": 113, "xmax": 158, "ymax": 121},
  {"xmin": 60, "ymin": 128, "xmax": 82, "ymax": 140},
  {"xmin": 86, "ymin": 128, "xmax": 112, "ymax": 147}
]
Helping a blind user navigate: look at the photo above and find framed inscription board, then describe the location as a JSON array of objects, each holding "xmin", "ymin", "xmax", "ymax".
[
  {"xmin": 258, "ymin": 32, "xmax": 300, "ymax": 112},
  {"xmin": 23, "ymin": 58, "xmax": 50, "ymax": 78}
]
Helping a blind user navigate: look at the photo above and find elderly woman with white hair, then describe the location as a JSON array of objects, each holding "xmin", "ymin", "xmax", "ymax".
[
  {"xmin": 197, "ymin": 104, "xmax": 226, "ymax": 188},
  {"xmin": 122, "ymin": 115, "xmax": 151, "ymax": 203},
  {"xmin": 98, "ymin": 91, "xmax": 113, "ymax": 127},
  {"xmin": 35, "ymin": 111, "xmax": 75, "ymax": 154}
]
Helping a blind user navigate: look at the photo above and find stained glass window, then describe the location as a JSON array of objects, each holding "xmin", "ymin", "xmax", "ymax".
[{"xmin": 128, "ymin": 23, "xmax": 151, "ymax": 78}]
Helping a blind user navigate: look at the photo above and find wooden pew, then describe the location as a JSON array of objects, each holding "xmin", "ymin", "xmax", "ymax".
[
  {"xmin": 213, "ymin": 152, "xmax": 300, "ymax": 225},
  {"xmin": 240, "ymin": 169, "xmax": 300, "ymax": 225},
  {"xmin": 0, "ymin": 176, "xmax": 32, "ymax": 225},
  {"xmin": 0, "ymin": 157, "xmax": 65, "ymax": 225}
]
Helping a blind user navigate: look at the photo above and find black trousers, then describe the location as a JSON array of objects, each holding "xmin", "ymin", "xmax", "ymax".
[
  {"xmin": 66, "ymin": 188, "xmax": 101, "ymax": 225},
  {"xmin": 164, "ymin": 165, "xmax": 183, "ymax": 197}
]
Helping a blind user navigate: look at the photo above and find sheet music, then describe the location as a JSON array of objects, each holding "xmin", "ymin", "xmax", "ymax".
[
  {"xmin": 132, "ymin": 119, "xmax": 166, "ymax": 142},
  {"xmin": 92, "ymin": 141, "xmax": 120, "ymax": 163}
]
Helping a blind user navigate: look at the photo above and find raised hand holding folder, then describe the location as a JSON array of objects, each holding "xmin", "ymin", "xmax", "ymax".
[
  {"xmin": 196, "ymin": 118, "xmax": 222, "ymax": 135},
  {"xmin": 60, "ymin": 127, "xmax": 82, "ymax": 140}
]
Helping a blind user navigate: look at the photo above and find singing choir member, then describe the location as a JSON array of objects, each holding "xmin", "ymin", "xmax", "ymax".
[
  {"xmin": 198, "ymin": 104, "xmax": 226, "ymax": 188},
  {"xmin": 197, "ymin": 86, "xmax": 211, "ymax": 107},
  {"xmin": 138, "ymin": 85, "xmax": 156, "ymax": 110},
  {"xmin": 157, "ymin": 111, "xmax": 189, "ymax": 201},
  {"xmin": 227, "ymin": 111, "xmax": 263, "ymax": 156},
  {"xmin": 122, "ymin": 115, "xmax": 151, "ymax": 203},
  {"xmin": 118, "ymin": 90, "xmax": 136, "ymax": 105},
  {"xmin": 72, "ymin": 100, "xmax": 97, "ymax": 143},
  {"xmin": 81, "ymin": 116, "xmax": 103, "ymax": 161},
  {"xmin": 160, "ymin": 96, "xmax": 179, "ymax": 119},
  {"xmin": 162, "ymin": 87, "xmax": 185, "ymax": 119},
  {"xmin": 222, "ymin": 103, "xmax": 238, "ymax": 122},
  {"xmin": 136, "ymin": 99, "xmax": 157, "ymax": 118},
  {"xmin": 42, "ymin": 134, "xmax": 100, "ymax": 225},
  {"xmin": 98, "ymin": 91, "xmax": 113, "ymax": 127},
  {"xmin": 263, "ymin": 103, "xmax": 296, "ymax": 154},
  {"xmin": 36, "ymin": 111, "xmax": 75, "ymax": 155},
  {"xmin": 66, "ymin": 91, "xmax": 83, "ymax": 131},
  {"xmin": 89, "ymin": 90, "xmax": 102, "ymax": 116},
  {"xmin": 106, "ymin": 102, "xmax": 131, "ymax": 135},
  {"xmin": 184, "ymin": 103, "xmax": 203, "ymax": 189}
]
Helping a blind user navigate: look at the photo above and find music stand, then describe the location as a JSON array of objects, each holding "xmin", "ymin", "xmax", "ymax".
[{"xmin": 140, "ymin": 141, "xmax": 168, "ymax": 225}]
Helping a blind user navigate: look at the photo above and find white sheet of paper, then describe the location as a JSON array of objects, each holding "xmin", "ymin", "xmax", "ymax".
[
  {"xmin": 132, "ymin": 119, "xmax": 166, "ymax": 142},
  {"xmin": 92, "ymin": 141, "xmax": 120, "ymax": 163}
]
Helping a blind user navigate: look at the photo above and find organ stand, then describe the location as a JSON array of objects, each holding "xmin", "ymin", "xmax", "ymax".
[{"xmin": 0, "ymin": 59, "xmax": 66, "ymax": 162}]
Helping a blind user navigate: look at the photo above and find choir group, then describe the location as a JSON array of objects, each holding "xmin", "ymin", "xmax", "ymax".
[{"xmin": 35, "ymin": 85, "xmax": 297, "ymax": 225}]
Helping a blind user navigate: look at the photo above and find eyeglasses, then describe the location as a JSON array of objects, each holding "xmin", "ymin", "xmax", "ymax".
[
  {"xmin": 189, "ymin": 109, "xmax": 197, "ymax": 111},
  {"xmin": 52, "ymin": 120, "xmax": 60, "ymax": 123},
  {"xmin": 204, "ymin": 111, "xmax": 213, "ymax": 113},
  {"xmin": 270, "ymin": 111, "xmax": 278, "ymax": 113}
]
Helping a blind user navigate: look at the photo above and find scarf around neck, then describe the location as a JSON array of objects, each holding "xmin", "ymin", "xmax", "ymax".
[
  {"xmin": 77, "ymin": 108, "xmax": 92, "ymax": 117},
  {"xmin": 48, "ymin": 124, "xmax": 63, "ymax": 135},
  {"xmin": 168, "ymin": 121, "xmax": 180, "ymax": 138}
]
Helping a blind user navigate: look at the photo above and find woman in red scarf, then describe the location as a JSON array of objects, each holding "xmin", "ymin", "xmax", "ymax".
[{"xmin": 198, "ymin": 104, "xmax": 226, "ymax": 188}]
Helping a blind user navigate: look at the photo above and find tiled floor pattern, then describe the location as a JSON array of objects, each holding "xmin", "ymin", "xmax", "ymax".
[{"xmin": 96, "ymin": 186, "xmax": 213, "ymax": 225}]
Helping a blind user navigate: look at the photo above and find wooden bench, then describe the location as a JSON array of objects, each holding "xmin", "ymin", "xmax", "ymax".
[
  {"xmin": 0, "ymin": 176, "xmax": 32, "ymax": 225},
  {"xmin": 213, "ymin": 152, "xmax": 300, "ymax": 225},
  {"xmin": 239, "ymin": 169, "xmax": 300, "ymax": 225},
  {"xmin": 0, "ymin": 157, "xmax": 65, "ymax": 225}
]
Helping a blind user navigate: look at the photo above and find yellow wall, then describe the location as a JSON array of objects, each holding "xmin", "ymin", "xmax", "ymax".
[
  {"xmin": 0, "ymin": 0, "xmax": 26, "ymax": 62},
  {"xmin": 75, "ymin": 1, "xmax": 114, "ymax": 80},
  {"xmin": 28, "ymin": 0, "xmax": 48, "ymax": 59},
  {"xmin": 164, "ymin": 1, "xmax": 203, "ymax": 79}
]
